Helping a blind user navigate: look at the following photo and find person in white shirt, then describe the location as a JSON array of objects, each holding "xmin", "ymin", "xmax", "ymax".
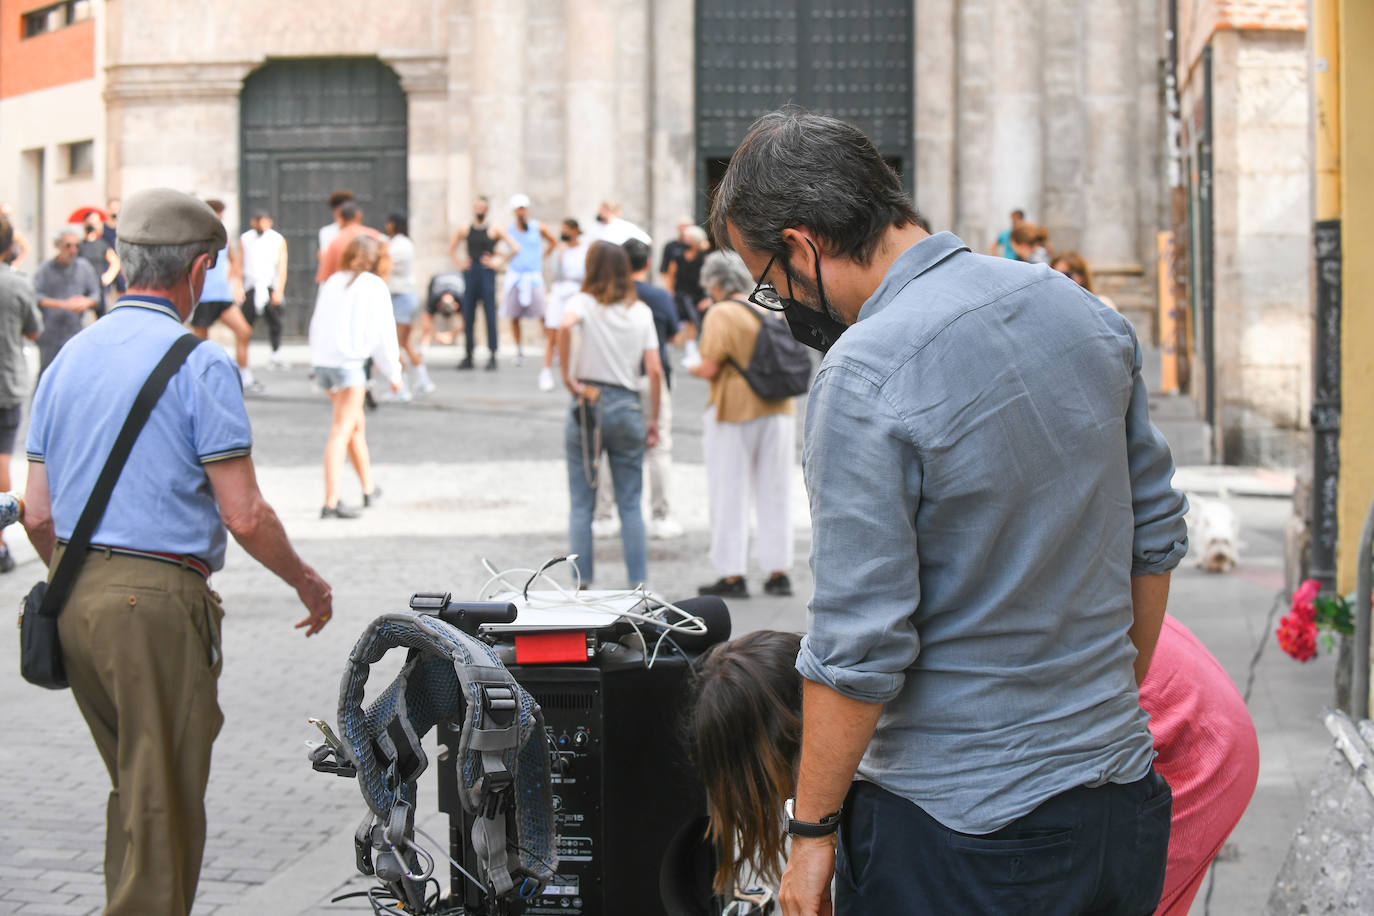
[
  {"xmin": 588, "ymin": 200, "xmax": 651, "ymax": 246},
  {"xmin": 240, "ymin": 210, "xmax": 289, "ymax": 369},
  {"xmin": 540, "ymin": 217, "xmax": 590, "ymax": 392},
  {"xmin": 383, "ymin": 212, "xmax": 434, "ymax": 400},
  {"xmin": 308, "ymin": 234, "xmax": 402, "ymax": 519},
  {"xmin": 557, "ymin": 241, "xmax": 662, "ymax": 587}
]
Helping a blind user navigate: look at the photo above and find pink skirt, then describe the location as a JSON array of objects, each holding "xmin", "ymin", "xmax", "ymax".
[{"xmin": 1141, "ymin": 614, "xmax": 1260, "ymax": 915}]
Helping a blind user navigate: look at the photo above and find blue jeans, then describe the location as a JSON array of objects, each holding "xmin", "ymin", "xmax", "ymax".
[
  {"xmin": 836, "ymin": 771, "xmax": 1171, "ymax": 915},
  {"xmin": 461, "ymin": 265, "xmax": 498, "ymax": 356},
  {"xmin": 565, "ymin": 386, "xmax": 647, "ymax": 586}
]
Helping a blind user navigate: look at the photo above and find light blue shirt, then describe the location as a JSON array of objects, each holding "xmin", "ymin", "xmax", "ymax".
[
  {"xmin": 508, "ymin": 220, "xmax": 544, "ymax": 275},
  {"xmin": 797, "ymin": 232, "xmax": 1188, "ymax": 834},
  {"xmin": 201, "ymin": 244, "xmax": 232, "ymax": 302},
  {"xmin": 27, "ymin": 296, "xmax": 253, "ymax": 570}
]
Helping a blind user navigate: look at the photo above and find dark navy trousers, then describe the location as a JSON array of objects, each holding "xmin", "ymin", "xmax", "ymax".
[{"xmin": 836, "ymin": 770, "xmax": 1171, "ymax": 915}]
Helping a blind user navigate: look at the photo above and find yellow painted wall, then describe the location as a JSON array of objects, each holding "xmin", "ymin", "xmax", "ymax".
[{"xmin": 1337, "ymin": 0, "xmax": 1374, "ymax": 594}]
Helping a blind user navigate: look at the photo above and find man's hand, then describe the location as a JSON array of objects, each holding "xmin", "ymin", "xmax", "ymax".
[
  {"xmin": 293, "ymin": 564, "xmax": 333, "ymax": 636},
  {"xmin": 779, "ymin": 836, "xmax": 836, "ymax": 916}
]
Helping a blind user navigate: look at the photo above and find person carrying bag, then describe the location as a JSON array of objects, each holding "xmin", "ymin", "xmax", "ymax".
[{"xmin": 19, "ymin": 333, "xmax": 202, "ymax": 689}]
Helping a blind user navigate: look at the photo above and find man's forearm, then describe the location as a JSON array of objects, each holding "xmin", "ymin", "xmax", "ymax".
[
  {"xmin": 794, "ymin": 678, "xmax": 883, "ymax": 821},
  {"xmin": 1129, "ymin": 571, "xmax": 1171, "ymax": 684},
  {"xmin": 228, "ymin": 498, "xmax": 309, "ymax": 588}
]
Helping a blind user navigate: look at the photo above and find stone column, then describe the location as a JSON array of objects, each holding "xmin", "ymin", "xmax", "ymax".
[
  {"xmin": 988, "ymin": 0, "xmax": 1045, "ymax": 234},
  {"xmin": 914, "ymin": 0, "xmax": 957, "ymax": 231},
  {"xmin": 525, "ymin": 2, "xmax": 567, "ymax": 219},
  {"xmin": 954, "ymin": 0, "xmax": 993, "ymax": 245},
  {"xmin": 387, "ymin": 54, "xmax": 450, "ymax": 284},
  {"xmin": 613, "ymin": 0, "xmax": 651, "ymax": 231},
  {"xmin": 563, "ymin": 0, "xmax": 619, "ymax": 226},
  {"xmin": 470, "ymin": 0, "xmax": 526, "ymax": 217},
  {"xmin": 1040, "ymin": 0, "xmax": 1086, "ymax": 251},
  {"xmin": 447, "ymin": 1, "xmax": 476, "ymax": 234},
  {"xmin": 1081, "ymin": 0, "xmax": 1138, "ymax": 269},
  {"xmin": 649, "ymin": 0, "xmax": 694, "ymax": 246}
]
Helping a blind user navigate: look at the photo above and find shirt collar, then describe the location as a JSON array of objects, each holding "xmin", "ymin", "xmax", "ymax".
[
  {"xmin": 858, "ymin": 231, "xmax": 971, "ymax": 322},
  {"xmin": 112, "ymin": 295, "xmax": 182, "ymax": 322}
]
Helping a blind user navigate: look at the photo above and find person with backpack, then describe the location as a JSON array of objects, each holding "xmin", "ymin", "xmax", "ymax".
[{"xmin": 690, "ymin": 249, "xmax": 807, "ymax": 598}]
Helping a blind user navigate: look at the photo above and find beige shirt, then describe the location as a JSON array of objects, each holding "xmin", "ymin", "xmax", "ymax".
[{"xmin": 698, "ymin": 298, "xmax": 797, "ymax": 423}]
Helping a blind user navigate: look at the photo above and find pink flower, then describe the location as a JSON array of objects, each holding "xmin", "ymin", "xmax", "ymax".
[
  {"xmin": 1276, "ymin": 613, "xmax": 1317, "ymax": 662},
  {"xmin": 1291, "ymin": 579, "xmax": 1321, "ymax": 624}
]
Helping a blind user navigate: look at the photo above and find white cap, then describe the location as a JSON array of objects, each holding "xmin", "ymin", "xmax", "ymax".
[{"xmin": 509, "ymin": 193, "xmax": 530, "ymax": 210}]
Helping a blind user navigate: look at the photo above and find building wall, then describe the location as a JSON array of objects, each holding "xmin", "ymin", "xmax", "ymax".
[
  {"xmin": 0, "ymin": 0, "xmax": 104, "ymax": 259},
  {"xmin": 0, "ymin": 0, "xmax": 95, "ymax": 99},
  {"xmin": 1176, "ymin": 1, "xmax": 1312, "ymax": 466}
]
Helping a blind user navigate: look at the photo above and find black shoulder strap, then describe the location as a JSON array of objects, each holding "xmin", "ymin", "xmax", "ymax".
[{"xmin": 41, "ymin": 333, "xmax": 203, "ymax": 614}]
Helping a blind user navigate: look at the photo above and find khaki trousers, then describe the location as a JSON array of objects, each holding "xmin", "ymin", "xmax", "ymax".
[{"xmin": 54, "ymin": 547, "xmax": 224, "ymax": 915}]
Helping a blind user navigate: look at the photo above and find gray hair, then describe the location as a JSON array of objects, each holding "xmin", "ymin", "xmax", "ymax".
[
  {"xmin": 700, "ymin": 250, "xmax": 755, "ymax": 299},
  {"xmin": 118, "ymin": 240, "xmax": 215, "ymax": 289},
  {"xmin": 684, "ymin": 225, "xmax": 707, "ymax": 246},
  {"xmin": 709, "ymin": 107, "xmax": 920, "ymax": 265},
  {"xmin": 56, "ymin": 225, "xmax": 83, "ymax": 244}
]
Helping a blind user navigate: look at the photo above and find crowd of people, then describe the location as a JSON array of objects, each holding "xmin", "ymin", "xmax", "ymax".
[{"xmin": 1, "ymin": 114, "xmax": 1257, "ymax": 916}]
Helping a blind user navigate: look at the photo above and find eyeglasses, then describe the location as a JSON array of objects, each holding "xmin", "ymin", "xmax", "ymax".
[{"xmin": 746, "ymin": 254, "xmax": 788, "ymax": 312}]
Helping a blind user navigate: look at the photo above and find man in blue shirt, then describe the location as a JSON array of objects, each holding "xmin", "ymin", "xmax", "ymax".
[
  {"xmin": 710, "ymin": 110, "xmax": 1187, "ymax": 915},
  {"xmin": 22, "ymin": 189, "xmax": 334, "ymax": 916}
]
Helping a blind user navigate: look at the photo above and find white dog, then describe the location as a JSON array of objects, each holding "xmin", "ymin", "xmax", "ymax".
[{"xmin": 1186, "ymin": 496, "xmax": 1240, "ymax": 573}]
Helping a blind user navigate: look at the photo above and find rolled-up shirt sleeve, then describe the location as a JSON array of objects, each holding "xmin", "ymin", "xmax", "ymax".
[
  {"xmin": 796, "ymin": 364, "xmax": 923, "ymax": 704},
  {"xmin": 1123, "ymin": 328, "xmax": 1189, "ymax": 575}
]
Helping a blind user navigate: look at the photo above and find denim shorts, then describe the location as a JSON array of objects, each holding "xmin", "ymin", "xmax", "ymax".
[
  {"xmin": 314, "ymin": 365, "xmax": 367, "ymax": 392},
  {"xmin": 391, "ymin": 292, "xmax": 419, "ymax": 324}
]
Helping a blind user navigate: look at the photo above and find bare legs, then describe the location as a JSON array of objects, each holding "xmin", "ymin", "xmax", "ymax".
[
  {"xmin": 323, "ymin": 386, "xmax": 373, "ymax": 509},
  {"xmin": 220, "ymin": 306, "xmax": 253, "ymax": 372},
  {"xmin": 396, "ymin": 323, "xmax": 422, "ymax": 369}
]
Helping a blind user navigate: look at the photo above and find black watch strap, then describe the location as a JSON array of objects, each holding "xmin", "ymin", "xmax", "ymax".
[{"xmin": 785, "ymin": 797, "xmax": 842, "ymax": 838}]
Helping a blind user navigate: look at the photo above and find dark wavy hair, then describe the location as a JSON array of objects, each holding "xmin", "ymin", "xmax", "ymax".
[
  {"xmin": 687, "ymin": 630, "xmax": 803, "ymax": 893},
  {"xmin": 709, "ymin": 107, "xmax": 921, "ymax": 265}
]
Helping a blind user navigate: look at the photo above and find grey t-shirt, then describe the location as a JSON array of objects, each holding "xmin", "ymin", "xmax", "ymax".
[
  {"xmin": 32, "ymin": 257, "xmax": 99, "ymax": 371},
  {"xmin": 0, "ymin": 265, "xmax": 42, "ymax": 407}
]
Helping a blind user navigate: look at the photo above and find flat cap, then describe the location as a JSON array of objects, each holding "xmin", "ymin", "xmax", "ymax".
[{"xmin": 118, "ymin": 189, "xmax": 227, "ymax": 250}]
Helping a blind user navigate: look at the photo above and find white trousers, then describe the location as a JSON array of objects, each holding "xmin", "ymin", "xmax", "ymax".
[
  {"xmin": 702, "ymin": 406, "xmax": 795, "ymax": 577},
  {"xmin": 595, "ymin": 374, "xmax": 673, "ymax": 519}
]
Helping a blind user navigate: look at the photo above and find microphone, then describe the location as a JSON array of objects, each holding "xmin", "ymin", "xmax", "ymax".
[{"xmin": 663, "ymin": 595, "xmax": 732, "ymax": 653}]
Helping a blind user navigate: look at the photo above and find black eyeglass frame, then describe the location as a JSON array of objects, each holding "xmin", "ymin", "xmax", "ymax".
[{"xmin": 746, "ymin": 253, "xmax": 789, "ymax": 312}]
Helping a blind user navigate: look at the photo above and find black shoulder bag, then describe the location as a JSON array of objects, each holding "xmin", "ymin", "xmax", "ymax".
[{"xmin": 20, "ymin": 333, "xmax": 203, "ymax": 689}]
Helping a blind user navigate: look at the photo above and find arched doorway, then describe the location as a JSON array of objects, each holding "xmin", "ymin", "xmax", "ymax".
[
  {"xmin": 695, "ymin": 0, "xmax": 913, "ymax": 220},
  {"xmin": 240, "ymin": 57, "xmax": 407, "ymax": 333}
]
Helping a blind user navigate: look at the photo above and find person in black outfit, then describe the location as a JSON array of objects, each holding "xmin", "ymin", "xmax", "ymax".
[{"xmin": 447, "ymin": 197, "xmax": 512, "ymax": 370}]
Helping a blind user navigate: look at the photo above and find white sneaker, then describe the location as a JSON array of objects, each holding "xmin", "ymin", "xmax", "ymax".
[
  {"xmin": 269, "ymin": 351, "xmax": 286, "ymax": 369},
  {"xmin": 380, "ymin": 387, "xmax": 412, "ymax": 403},
  {"xmin": 591, "ymin": 517, "xmax": 619, "ymax": 540},
  {"xmin": 538, "ymin": 367, "xmax": 555, "ymax": 392},
  {"xmin": 649, "ymin": 517, "xmax": 684, "ymax": 539},
  {"xmin": 682, "ymin": 339, "xmax": 701, "ymax": 371},
  {"xmin": 413, "ymin": 366, "xmax": 437, "ymax": 397}
]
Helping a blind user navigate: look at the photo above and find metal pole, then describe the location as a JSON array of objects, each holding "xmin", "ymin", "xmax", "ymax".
[{"xmin": 1354, "ymin": 495, "xmax": 1374, "ymax": 720}]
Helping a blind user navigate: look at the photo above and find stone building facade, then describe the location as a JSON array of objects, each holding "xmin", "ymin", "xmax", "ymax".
[
  {"xmin": 1174, "ymin": 0, "xmax": 1312, "ymax": 466},
  {"xmin": 94, "ymin": 0, "xmax": 1167, "ymax": 337}
]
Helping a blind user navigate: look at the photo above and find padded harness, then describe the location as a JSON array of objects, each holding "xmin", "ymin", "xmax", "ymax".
[{"xmin": 336, "ymin": 610, "xmax": 557, "ymax": 899}]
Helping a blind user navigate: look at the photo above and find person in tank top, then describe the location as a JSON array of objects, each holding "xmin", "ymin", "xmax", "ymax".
[{"xmin": 448, "ymin": 196, "xmax": 514, "ymax": 370}]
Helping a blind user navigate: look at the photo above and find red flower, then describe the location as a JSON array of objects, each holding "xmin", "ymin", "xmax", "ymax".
[
  {"xmin": 1291, "ymin": 579, "xmax": 1321, "ymax": 623},
  {"xmin": 1276, "ymin": 613, "xmax": 1317, "ymax": 662}
]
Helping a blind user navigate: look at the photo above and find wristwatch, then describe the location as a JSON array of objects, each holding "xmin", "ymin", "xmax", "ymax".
[{"xmin": 785, "ymin": 797, "xmax": 842, "ymax": 838}]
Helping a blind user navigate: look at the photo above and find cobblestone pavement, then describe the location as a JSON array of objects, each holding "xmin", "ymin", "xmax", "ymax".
[{"xmin": 0, "ymin": 342, "xmax": 1339, "ymax": 915}]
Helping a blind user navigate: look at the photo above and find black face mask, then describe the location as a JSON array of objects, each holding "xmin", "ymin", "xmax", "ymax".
[
  {"xmin": 560, "ymin": 232, "xmax": 572, "ymax": 242},
  {"xmin": 781, "ymin": 300, "xmax": 849, "ymax": 353}
]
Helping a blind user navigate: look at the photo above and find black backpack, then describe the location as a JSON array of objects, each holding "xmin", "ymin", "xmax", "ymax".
[{"xmin": 725, "ymin": 300, "xmax": 814, "ymax": 400}]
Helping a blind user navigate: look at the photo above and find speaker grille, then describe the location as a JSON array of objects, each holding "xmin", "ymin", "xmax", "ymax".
[{"xmin": 530, "ymin": 689, "xmax": 596, "ymax": 711}]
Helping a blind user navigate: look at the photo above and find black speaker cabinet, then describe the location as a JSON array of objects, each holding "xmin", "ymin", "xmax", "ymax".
[{"xmin": 437, "ymin": 648, "xmax": 705, "ymax": 915}]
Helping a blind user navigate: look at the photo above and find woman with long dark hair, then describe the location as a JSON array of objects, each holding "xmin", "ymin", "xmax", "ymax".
[
  {"xmin": 557, "ymin": 240, "xmax": 663, "ymax": 586},
  {"xmin": 687, "ymin": 621, "xmax": 1258, "ymax": 915}
]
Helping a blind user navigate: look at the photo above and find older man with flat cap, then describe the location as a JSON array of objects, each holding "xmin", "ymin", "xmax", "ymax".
[{"xmin": 21, "ymin": 188, "xmax": 334, "ymax": 915}]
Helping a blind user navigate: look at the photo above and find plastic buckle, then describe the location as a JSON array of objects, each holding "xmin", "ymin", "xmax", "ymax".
[{"xmin": 480, "ymin": 684, "xmax": 518, "ymax": 727}]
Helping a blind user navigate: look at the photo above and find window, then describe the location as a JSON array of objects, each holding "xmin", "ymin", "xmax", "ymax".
[
  {"xmin": 21, "ymin": 0, "xmax": 91, "ymax": 38},
  {"xmin": 64, "ymin": 140, "xmax": 93, "ymax": 177}
]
